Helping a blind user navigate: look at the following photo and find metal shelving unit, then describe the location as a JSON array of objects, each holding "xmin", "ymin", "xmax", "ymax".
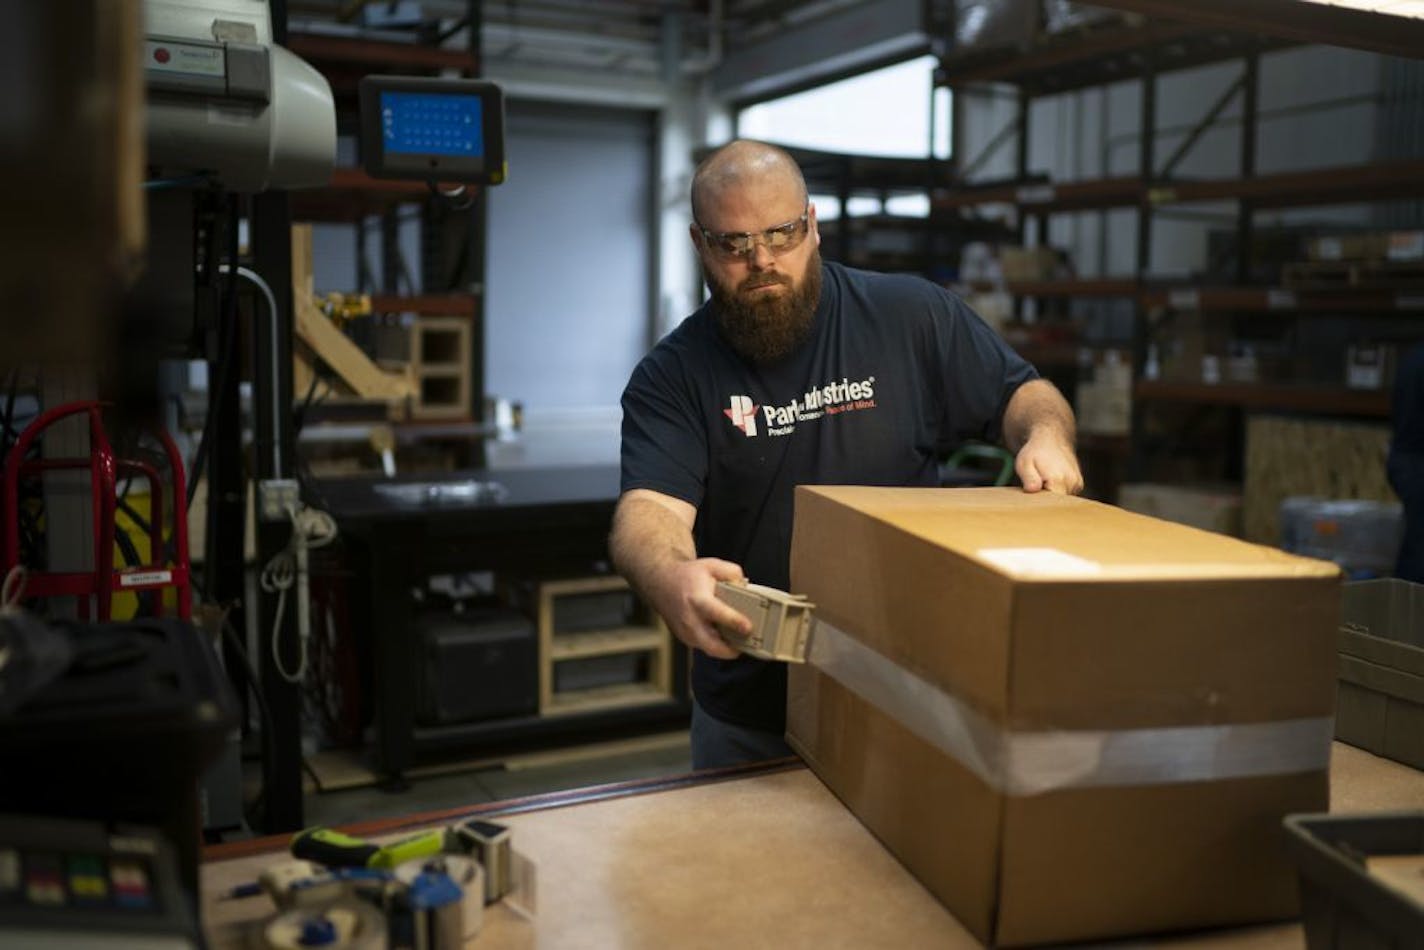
[
  {"xmin": 1134, "ymin": 379, "xmax": 1391, "ymax": 418},
  {"xmin": 747, "ymin": 145, "xmax": 1012, "ymax": 280},
  {"xmin": 289, "ymin": 12, "xmax": 488, "ymax": 427},
  {"xmin": 935, "ymin": 11, "xmax": 1424, "ymax": 484}
]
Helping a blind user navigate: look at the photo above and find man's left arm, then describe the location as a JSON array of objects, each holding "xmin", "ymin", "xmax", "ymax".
[{"xmin": 1002, "ymin": 379, "xmax": 1084, "ymax": 494}]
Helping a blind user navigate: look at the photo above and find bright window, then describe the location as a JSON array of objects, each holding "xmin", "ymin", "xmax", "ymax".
[
  {"xmin": 738, "ymin": 55, "xmax": 950, "ymax": 220},
  {"xmin": 738, "ymin": 56, "xmax": 951, "ymax": 160}
]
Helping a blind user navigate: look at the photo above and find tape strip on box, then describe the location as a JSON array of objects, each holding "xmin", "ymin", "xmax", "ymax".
[{"xmin": 806, "ymin": 618, "xmax": 1332, "ymax": 796}]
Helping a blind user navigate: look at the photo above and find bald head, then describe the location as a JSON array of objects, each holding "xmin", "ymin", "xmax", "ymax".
[{"xmin": 691, "ymin": 140, "xmax": 808, "ymax": 225}]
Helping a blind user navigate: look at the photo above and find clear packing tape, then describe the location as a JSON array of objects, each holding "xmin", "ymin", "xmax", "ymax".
[{"xmin": 804, "ymin": 619, "xmax": 1334, "ymax": 796}]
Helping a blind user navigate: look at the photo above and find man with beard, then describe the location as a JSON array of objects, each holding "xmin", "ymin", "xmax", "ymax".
[{"xmin": 611, "ymin": 140, "xmax": 1082, "ymax": 767}]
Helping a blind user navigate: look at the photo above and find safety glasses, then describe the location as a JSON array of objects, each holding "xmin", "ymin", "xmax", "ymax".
[{"xmin": 697, "ymin": 209, "xmax": 810, "ymax": 259}]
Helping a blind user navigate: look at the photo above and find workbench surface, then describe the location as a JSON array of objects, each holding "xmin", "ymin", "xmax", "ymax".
[{"xmin": 203, "ymin": 743, "xmax": 1423, "ymax": 948}]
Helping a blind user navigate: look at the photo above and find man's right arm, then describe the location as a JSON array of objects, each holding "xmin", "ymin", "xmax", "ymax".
[{"xmin": 609, "ymin": 488, "xmax": 751, "ymax": 660}]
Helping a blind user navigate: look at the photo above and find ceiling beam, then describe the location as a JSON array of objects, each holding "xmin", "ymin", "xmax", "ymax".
[
  {"xmin": 1085, "ymin": 0, "xmax": 1424, "ymax": 60},
  {"xmin": 710, "ymin": 0, "xmax": 936, "ymax": 103}
]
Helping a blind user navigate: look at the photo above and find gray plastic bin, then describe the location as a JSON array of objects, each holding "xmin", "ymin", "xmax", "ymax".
[
  {"xmin": 1282, "ymin": 497, "xmax": 1403, "ymax": 579},
  {"xmin": 1283, "ymin": 812, "xmax": 1424, "ymax": 950},
  {"xmin": 1338, "ymin": 579, "xmax": 1424, "ymax": 770}
]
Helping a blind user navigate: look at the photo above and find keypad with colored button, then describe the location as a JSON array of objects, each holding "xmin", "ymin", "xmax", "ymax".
[{"xmin": 2, "ymin": 849, "xmax": 157, "ymax": 913}]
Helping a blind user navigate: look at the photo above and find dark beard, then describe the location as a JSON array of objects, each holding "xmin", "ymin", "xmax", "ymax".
[{"xmin": 709, "ymin": 249, "xmax": 822, "ymax": 366}]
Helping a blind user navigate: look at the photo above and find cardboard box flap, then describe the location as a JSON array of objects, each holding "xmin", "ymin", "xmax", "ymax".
[{"xmin": 803, "ymin": 486, "xmax": 1338, "ymax": 582}]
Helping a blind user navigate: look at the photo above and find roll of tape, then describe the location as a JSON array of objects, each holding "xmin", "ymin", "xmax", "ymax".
[
  {"xmin": 394, "ymin": 855, "xmax": 483, "ymax": 939},
  {"xmin": 446, "ymin": 818, "xmax": 511, "ymax": 903},
  {"xmin": 256, "ymin": 898, "xmax": 388, "ymax": 949}
]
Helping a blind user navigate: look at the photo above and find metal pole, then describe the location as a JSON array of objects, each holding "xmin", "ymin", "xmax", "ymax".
[
  {"xmin": 1128, "ymin": 55, "xmax": 1156, "ymax": 483},
  {"xmin": 468, "ymin": 0, "xmax": 488, "ymax": 459},
  {"xmin": 1159, "ymin": 74, "xmax": 1246, "ymax": 180},
  {"xmin": 1235, "ymin": 49, "xmax": 1259, "ymax": 286},
  {"xmin": 925, "ymin": 67, "xmax": 938, "ymax": 277},
  {"xmin": 251, "ymin": 0, "xmax": 303, "ymax": 833}
]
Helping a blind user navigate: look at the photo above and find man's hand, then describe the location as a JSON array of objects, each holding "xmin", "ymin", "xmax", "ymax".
[
  {"xmin": 647, "ymin": 557, "xmax": 751, "ymax": 660},
  {"xmin": 1002, "ymin": 379, "xmax": 1083, "ymax": 495},
  {"xmin": 1015, "ymin": 428, "xmax": 1084, "ymax": 495},
  {"xmin": 609, "ymin": 490, "xmax": 752, "ymax": 661}
]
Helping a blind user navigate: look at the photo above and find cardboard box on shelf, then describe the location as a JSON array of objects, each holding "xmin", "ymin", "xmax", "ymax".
[
  {"xmin": 1118, "ymin": 482, "xmax": 1243, "ymax": 536},
  {"xmin": 1307, "ymin": 230, "xmax": 1424, "ymax": 262},
  {"xmin": 1345, "ymin": 343, "xmax": 1395, "ymax": 390},
  {"xmin": 1075, "ymin": 351, "xmax": 1132, "ymax": 435},
  {"xmin": 1387, "ymin": 229, "xmax": 1424, "ymax": 261},
  {"xmin": 1075, "ymin": 382, "xmax": 1130, "ymax": 435},
  {"xmin": 1307, "ymin": 233, "xmax": 1391, "ymax": 262},
  {"xmin": 787, "ymin": 486, "xmax": 1339, "ymax": 947},
  {"xmin": 998, "ymin": 245, "xmax": 1062, "ymax": 283},
  {"xmin": 1155, "ymin": 311, "xmax": 1230, "ymax": 382}
]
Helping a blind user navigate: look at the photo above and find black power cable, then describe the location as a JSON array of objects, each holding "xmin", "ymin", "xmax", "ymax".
[
  {"xmin": 0, "ymin": 368, "xmax": 19, "ymax": 461},
  {"xmin": 215, "ymin": 607, "xmax": 279, "ymax": 831},
  {"xmin": 186, "ymin": 195, "xmax": 244, "ymax": 511},
  {"xmin": 292, "ymin": 363, "xmax": 324, "ymax": 438}
]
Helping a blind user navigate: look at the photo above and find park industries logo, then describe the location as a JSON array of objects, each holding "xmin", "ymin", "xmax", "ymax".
[
  {"xmin": 724, "ymin": 375, "xmax": 877, "ymax": 438},
  {"xmin": 724, "ymin": 395, "xmax": 760, "ymax": 436}
]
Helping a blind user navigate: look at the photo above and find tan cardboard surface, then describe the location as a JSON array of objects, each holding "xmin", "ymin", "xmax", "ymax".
[
  {"xmin": 1010, "ymin": 578, "xmax": 1339, "ymax": 729},
  {"xmin": 788, "ymin": 486, "xmax": 1341, "ymax": 945},
  {"xmin": 799, "ymin": 486, "xmax": 1338, "ymax": 580},
  {"xmin": 787, "ymin": 662, "xmax": 1003, "ymax": 939},
  {"xmin": 789, "ymin": 667, "xmax": 1327, "ymax": 946},
  {"xmin": 996, "ymin": 773, "xmax": 1325, "ymax": 945},
  {"xmin": 790, "ymin": 487, "xmax": 1339, "ymax": 725}
]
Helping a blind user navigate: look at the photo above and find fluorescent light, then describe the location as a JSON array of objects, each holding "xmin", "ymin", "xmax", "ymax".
[{"xmin": 1298, "ymin": 0, "xmax": 1424, "ymax": 17}]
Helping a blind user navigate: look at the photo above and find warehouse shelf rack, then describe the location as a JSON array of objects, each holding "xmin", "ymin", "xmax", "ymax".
[
  {"xmin": 967, "ymin": 280, "xmax": 1424, "ymax": 313},
  {"xmin": 1133, "ymin": 380, "xmax": 1391, "ymax": 418},
  {"xmin": 935, "ymin": 10, "xmax": 1424, "ymax": 482},
  {"xmin": 290, "ymin": 168, "xmax": 429, "ymax": 222},
  {"xmin": 935, "ymin": 158, "xmax": 1424, "ymax": 215},
  {"xmin": 288, "ymin": 17, "xmax": 488, "ymax": 429},
  {"xmin": 699, "ymin": 144, "xmax": 1011, "ymax": 281},
  {"xmin": 287, "ymin": 30, "xmax": 479, "ymax": 79},
  {"xmin": 937, "ymin": 17, "xmax": 1294, "ymax": 96}
]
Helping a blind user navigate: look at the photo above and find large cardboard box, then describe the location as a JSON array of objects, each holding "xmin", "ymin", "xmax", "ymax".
[
  {"xmin": 998, "ymin": 246, "xmax": 1061, "ymax": 283},
  {"xmin": 787, "ymin": 486, "xmax": 1340, "ymax": 947}
]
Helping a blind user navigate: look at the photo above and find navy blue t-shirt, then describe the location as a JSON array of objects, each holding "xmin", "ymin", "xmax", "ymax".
[{"xmin": 619, "ymin": 261, "xmax": 1037, "ymax": 732}]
